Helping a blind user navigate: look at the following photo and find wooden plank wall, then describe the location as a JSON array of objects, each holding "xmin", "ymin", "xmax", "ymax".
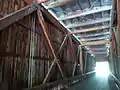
[
  {"xmin": 109, "ymin": 0, "xmax": 120, "ymax": 82},
  {"xmin": 0, "ymin": 0, "xmax": 83, "ymax": 89},
  {"xmin": 0, "ymin": 0, "xmax": 27, "ymax": 18},
  {"xmin": 0, "ymin": 12, "xmax": 79, "ymax": 90},
  {"xmin": 83, "ymin": 52, "xmax": 95, "ymax": 73},
  {"xmin": 109, "ymin": 28, "xmax": 120, "ymax": 80}
]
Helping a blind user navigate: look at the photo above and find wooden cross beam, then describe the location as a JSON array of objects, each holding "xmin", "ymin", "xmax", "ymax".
[
  {"xmin": 78, "ymin": 32, "xmax": 110, "ymax": 38},
  {"xmin": 70, "ymin": 26, "xmax": 111, "ymax": 34},
  {"xmin": 88, "ymin": 47, "xmax": 107, "ymax": 51},
  {"xmin": 80, "ymin": 40, "xmax": 111, "ymax": 46},
  {"xmin": 59, "ymin": 6, "xmax": 112, "ymax": 21},
  {"xmin": 66, "ymin": 18, "xmax": 110, "ymax": 29}
]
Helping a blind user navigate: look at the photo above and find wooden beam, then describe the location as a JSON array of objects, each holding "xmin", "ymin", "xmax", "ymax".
[
  {"xmin": 59, "ymin": 6, "xmax": 112, "ymax": 21},
  {"xmin": 80, "ymin": 40, "xmax": 111, "ymax": 46},
  {"xmin": 117, "ymin": 0, "xmax": 120, "ymax": 57},
  {"xmin": 23, "ymin": 71, "xmax": 95, "ymax": 90},
  {"xmin": 70, "ymin": 26, "xmax": 111, "ymax": 34},
  {"xmin": 80, "ymin": 36, "xmax": 109, "ymax": 42},
  {"xmin": 111, "ymin": 0, "xmax": 117, "ymax": 26},
  {"xmin": 88, "ymin": 47, "xmax": 107, "ymax": 51},
  {"xmin": 68, "ymin": 36, "xmax": 78, "ymax": 76},
  {"xmin": 66, "ymin": 18, "xmax": 110, "ymax": 28},
  {"xmin": 0, "ymin": 5, "xmax": 37, "ymax": 30},
  {"xmin": 72, "ymin": 62, "xmax": 77, "ymax": 76},
  {"xmin": 43, "ymin": 35, "xmax": 68, "ymax": 83},
  {"xmin": 46, "ymin": 0, "xmax": 73, "ymax": 9},
  {"xmin": 92, "ymin": 52, "xmax": 107, "ymax": 54},
  {"xmin": 78, "ymin": 32, "xmax": 110, "ymax": 38},
  {"xmin": 43, "ymin": 61, "xmax": 56, "ymax": 83},
  {"xmin": 57, "ymin": 35, "xmax": 68, "ymax": 54},
  {"xmin": 79, "ymin": 46, "xmax": 83, "ymax": 74}
]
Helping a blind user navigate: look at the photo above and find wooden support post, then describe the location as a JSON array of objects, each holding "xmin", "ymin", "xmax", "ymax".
[
  {"xmin": 84, "ymin": 52, "xmax": 87, "ymax": 73},
  {"xmin": 109, "ymin": 45, "xmax": 114, "ymax": 73},
  {"xmin": 79, "ymin": 45, "xmax": 83, "ymax": 74},
  {"xmin": 117, "ymin": 0, "xmax": 120, "ymax": 31},
  {"xmin": 68, "ymin": 36, "xmax": 78, "ymax": 76},
  {"xmin": 117, "ymin": 0, "xmax": 120, "ymax": 58},
  {"xmin": 112, "ymin": 27, "xmax": 119, "ymax": 55},
  {"xmin": 72, "ymin": 62, "xmax": 77, "ymax": 76}
]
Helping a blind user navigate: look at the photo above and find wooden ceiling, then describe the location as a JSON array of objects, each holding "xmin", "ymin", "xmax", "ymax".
[{"xmin": 42, "ymin": 0, "xmax": 112, "ymax": 60}]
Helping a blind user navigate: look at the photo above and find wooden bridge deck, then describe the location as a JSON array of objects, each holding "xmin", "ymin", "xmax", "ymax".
[{"xmin": 68, "ymin": 74, "xmax": 118, "ymax": 90}]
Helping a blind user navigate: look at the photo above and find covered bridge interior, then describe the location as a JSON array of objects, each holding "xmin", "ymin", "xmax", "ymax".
[{"xmin": 0, "ymin": 0, "xmax": 120, "ymax": 90}]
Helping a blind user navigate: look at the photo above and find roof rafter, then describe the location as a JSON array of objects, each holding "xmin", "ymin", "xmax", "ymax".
[
  {"xmin": 59, "ymin": 6, "xmax": 112, "ymax": 20},
  {"xmin": 66, "ymin": 18, "xmax": 110, "ymax": 28},
  {"xmin": 70, "ymin": 26, "xmax": 111, "ymax": 34}
]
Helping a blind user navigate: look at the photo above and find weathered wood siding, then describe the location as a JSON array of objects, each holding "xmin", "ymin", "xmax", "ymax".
[
  {"xmin": 0, "ymin": 0, "xmax": 27, "ymax": 18},
  {"xmin": 0, "ymin": 11, "xmax": 79, "ymax": 90}
]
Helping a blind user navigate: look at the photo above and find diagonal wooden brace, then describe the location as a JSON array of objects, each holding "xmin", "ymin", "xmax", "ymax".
[
  {"xmin": 37, "ymin": 9, "xmax": 65, "ymax": 82},
  {"xmin": 57, "ymin": 35, "xmax": 68, "ymax": 54},
  {"xmin": 43, "ymin": 35, "xmax": 68, "ymax": 83}
]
